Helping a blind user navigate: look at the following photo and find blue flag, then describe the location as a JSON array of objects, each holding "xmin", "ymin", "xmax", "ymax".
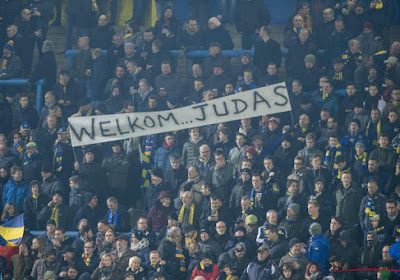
[{"xmin": 0, "ymin": 214, "xmax": 24, "ymax": 246}]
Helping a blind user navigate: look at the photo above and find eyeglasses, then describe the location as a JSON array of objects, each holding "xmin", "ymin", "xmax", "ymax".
[{"xmin": 84, "ymin": 247, "xmax": 93, "ymax": 249}]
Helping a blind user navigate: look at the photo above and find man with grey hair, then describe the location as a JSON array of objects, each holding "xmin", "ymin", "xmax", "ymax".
[
  {"xmin": 105, "ymin": 196, "xmax": 130, "ymax": 232},
  {"xmin": 256, "ymin": 209, "xmax": 287, "ymax": 245},
  {"xmin": 157, "ymin": 226, "xmax": 187, "ymax": 279}
]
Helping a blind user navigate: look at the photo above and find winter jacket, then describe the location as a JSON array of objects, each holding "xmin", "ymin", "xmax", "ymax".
[
  {"xmin": 0, "ymin": 54, "xmax": 23, "ymax": 79},
  {"xmin": 253, "ymin": 38, "xmax": 281, "ymax": 71},
  {"xmin": 201, "ymin": 53, "xmax": 232, "ymax": 78},
  {"xmin": 203, "ymin": 26, "xmax": 233, "ymax": 50},
  {"xmin": 144, "ymin": 182, "xmax": 170, "ymax": 214},
  {"xmin": 110, "ymin": 247, "xmax": 137, "ymax": 272},
  {"xmin": 164, "ymin": 166, "xmax": 187, "ymax": 196},
  {"xmin": 355, "ymin": 32, "xmax": 383, "ymax": 56},
  {"xmin": 190, "ymin": 263, "xmax": 220, "ymax": 280},
  {"xmin": 305, "ymin": 234, "xmax": 330, "ymax": 275},
  {"xmin": 218, "ymin": 248, "xmax": 250, "ymax": 277},
  {"xmin": 90, "ymin": 56, "xmax": 108, "ymax": 101},
  {"xmin": 182, "ymin": 137, "xmax": 208, "ymax": 167},
  {"xmin": 102, "ymin": 150, "xmax": 130, "ymax": 191},
  {"xmin": 229, "ymin": 179, "xmax": 253, "ymax": 214},
  {"xmin": 236, "ymin": 0, "xmax": 270, "ymax": 34},
  {"xmin": 21, "ymin": 152, "xmax": 42, "ymax": 183},
  {"xmin": 31, "ymin": 258, "xmax": 58, "ymax": 280},
  {"xmin": 75, "ymin": 161, "xmax": 107, "ymax": 198},
  {"xmin": 199, "ymin": 239, "xmax": 222, "ymax": 261},
  {"xmin": 23, "ymin": 191, "xmax": 49, "ymax": 230},
  {"xmin": 41, "ymin": 175, "xmax": 65, "ymax": 199},
  {"xmin": 3, "ymin": 178, "xmax": 29, "ymax": 212},
  {"xmin": 359, "ymin": 192, "xmax": 387, "ymax": 234},
  {"xmin": 90, "ymin": 24, "xmax": 115, "ymax": 49},
  {"xmin": 12, "ymin": 104, "xmax": 39, "ymax": 130},
  {"xmin": 154, "ymin": 145, "xmax": 180, "ymax": 171},
  {"xmin": 38, "ymin": 202, "xmax": 71, "ymax": 229},
  {"xmin": 241, "ymin": 257, "xmax": 279, "ymax": 280},
  {"xmin": 73, "ymin": 204, "xmax": 103, "ymax": 229},
  {"xmin": 335, "ymin": 184, "xmax": 363, "ymax": 229},
  {"xmin": 70, "ymin": 49, "xmax": 92, "ymax": 79},
  {"xmin": 146, "ymin": 203, "xmax": 173, "ymax": 233},
  {"xmin": 30, "ymin": 51, "xmax": 57, "ymax": 89},
  {"xmin": 177, "ymin": 25, "xmax": 205, "ymax": 52}
]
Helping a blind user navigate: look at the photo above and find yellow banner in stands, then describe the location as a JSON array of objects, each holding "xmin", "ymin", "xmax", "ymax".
[{"xmin": 56, "ymin": 0, "xmax": 157, "ymax": 26}]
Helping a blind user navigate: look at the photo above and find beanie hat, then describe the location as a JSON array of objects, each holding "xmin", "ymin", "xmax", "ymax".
[
  {"xmin": 44, "ymin": 247, "xmax": 56, "ymax": 257},
  {"xmin": 314, "ymin": 176, "xmax": 325, "ymax": 185},
  {"xmin": 350, "ymin": 118, "xmax": 361, "ymax": 129},
  {"xmin": 3, "ymin": 40, "xmax": 14, "ymax": 52},
  {"xmin": 151, "ymin": 168, "xmax": 163, "ymax": 179},
  {"xmin": 245, "ymin": 146, "xmax": 257, "ymax": 157},
  {"xmin": 304, "ymin": 54, "xmax": 316, "ymax": 64},
  {"xmin": 44, "ymin": 271, "xmax": 56, "ymax": 280},
  {"xmin": 208, "ymin": 17, "xmax": 221, "ymax": 27},
  {"xmin": 355, "ymin": 139, "xmax": 366, "ymax": 150},
  {"xmin": 182, "ymin": 223, "xmax": 195, "ymax": 234},
  {"xmin": 234, "ymin": 226, "xmax": 247, "ymax": 235},
  {"xmin": 288, "ymin": 203, "xmax": 300, "ymax": 215},
  {"xmin": 289, "ymin": 237, "xmax": 301, "ymax": 248},
  {"xmin": 309, "ymin": 222, "xmax": 322, "ymax": 236},
  {"xmin": 157, "ymin": 191, "xmax": 170, "ymax": 200},
  {"xmin": 26, "ymin": 142, "xmax": 37, "ymax": 149},
  {"xmin": 245, "ymin": 214, "xmax": 258, "ymax": 225}
]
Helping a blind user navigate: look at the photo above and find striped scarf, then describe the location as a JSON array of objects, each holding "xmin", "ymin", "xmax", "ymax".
[
  {"xmin": 53, "ymin": 141, "xmax": 70, "ymax": 173},
  {"xmin": 173, "ymin": 243, "xmax": 186, "ymax": 272},
  {"xmin": 324, "ymin": 144, "xmax": 341, "ymax": 166},
  {"xmin": 334, "ymin": 72, "xmax": 343, "ymax": 81},
  {"xmin": 0, "ymin": 54, "xmax": 11, "ymax": 76},
  {"xmin": 140, "ymin": 152, "xmax": 152, "ymax": 188},
  {"xmin": 144, "ymin": 135, "xmax": 156, "ymax": 157},
  {"xmin": 178, "ymin": 203, "xmax": 195, "ymax": 225},
  {"xmin": 355, "ymin": 152, "xmax": 368, "ymax": 171},
  {"xmin": 364, "ymin": 196, "xmax": 376, "ymax": 217},
  {"xmin": 82, "ymin": 253, "xmax": 92, "ymax": 266}
]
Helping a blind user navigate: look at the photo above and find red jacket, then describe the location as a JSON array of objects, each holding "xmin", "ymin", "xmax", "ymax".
[{"xmin": 190, "ymin": 263, "xmax": 220, "ymax": 280}]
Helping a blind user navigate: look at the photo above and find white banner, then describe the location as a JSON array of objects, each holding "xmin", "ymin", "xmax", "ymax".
[{"xmin": 69, "ymin": 83, "xmax": 291, "ymax": 147}]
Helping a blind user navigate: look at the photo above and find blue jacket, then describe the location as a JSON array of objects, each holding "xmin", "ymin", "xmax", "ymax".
[
  {"xmin": 389, "ymin": 240, "xmax": 400, "ymax": 276},
  {"xmin": 305, "ymin": 234, "xmax": 331, "ymax": 275},
  {"xmin": 2, "ymin": 178, "xmax": 29, "ymax": 212},
  {"xmin": 154, "ymin": 145, "xmax": 179, "ymax": 171}
]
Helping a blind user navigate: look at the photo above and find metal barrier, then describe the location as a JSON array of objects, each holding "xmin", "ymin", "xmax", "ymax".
[{"xmin": 0, "ymin": 79, "xmax": 46, "ymax": 113}]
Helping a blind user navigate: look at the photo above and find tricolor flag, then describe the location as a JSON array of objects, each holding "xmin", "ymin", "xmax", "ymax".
[{"xmin": 0, "ymin": 214, "xmax": 24, "ymax": 246}]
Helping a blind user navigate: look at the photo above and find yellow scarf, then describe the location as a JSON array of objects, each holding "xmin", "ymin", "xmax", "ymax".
[
  {"xmin": 82, "ymin": 253, "xmax": 92, "ymax": 266},
  {"xmin": 211, "ymin": 206, "xmax": 219, "ymax": 218},
  {"xmin": 32, "ymin": 193, "xmax": 39, "ymax": 199},
  {"xmin": 322, "ymin": 91, "xmax": 330, "ymax": 100},
  {"xmin": 50, "ymin": 205, "xmax": 60, "ymax": 227},
  {"xmin": 366, "ymin": 120, "xmax": 381, "ymax": 147},
  {"xmin": 393, "ymin": 100, "xmax": 399, "ymax": 107},
  {"xmin": 178, "ymin": 203, "xmax": 195, "ymax": 225},
  {"xmin": 334, "ymin": 72, "xmax": 343, "ymax": 81},
  {"xmin": 185, "ymin": 231, "xmax": 197, "ymax": 249},
  {"xmin": 92, "ymin": 0, "xmax": 98, "ymax": 12},
  {"xmin": 375, "ymin": 0, "xmax": 383, "ymax": 9},
  {"xmin": 355, "ymin": 152, "xmax": 368, "ymax": 166},
  {"xmin": 60, "ymin": 80, "xmax": 66, "ymax": 93}
]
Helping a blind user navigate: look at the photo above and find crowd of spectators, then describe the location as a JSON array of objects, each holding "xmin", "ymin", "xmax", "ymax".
[{"xmin": 0, "ymin": 0, "xmax": 400, "ymax": 279}]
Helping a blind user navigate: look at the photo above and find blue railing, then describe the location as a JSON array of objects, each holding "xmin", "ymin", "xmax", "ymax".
[{"xmin": 0, "ymin": 79, "xmax": 46, "ymax": 113}]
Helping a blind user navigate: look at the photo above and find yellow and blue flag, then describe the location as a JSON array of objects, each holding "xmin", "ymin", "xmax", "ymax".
[{"xmin": 0, "ymin": 214, "xmax": 24, "ymax": 246}]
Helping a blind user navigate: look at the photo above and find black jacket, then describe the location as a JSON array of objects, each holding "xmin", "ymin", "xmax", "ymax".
[{"xmin": 23, "ymin": 191, "xmax": 49, "ymax": 230}]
